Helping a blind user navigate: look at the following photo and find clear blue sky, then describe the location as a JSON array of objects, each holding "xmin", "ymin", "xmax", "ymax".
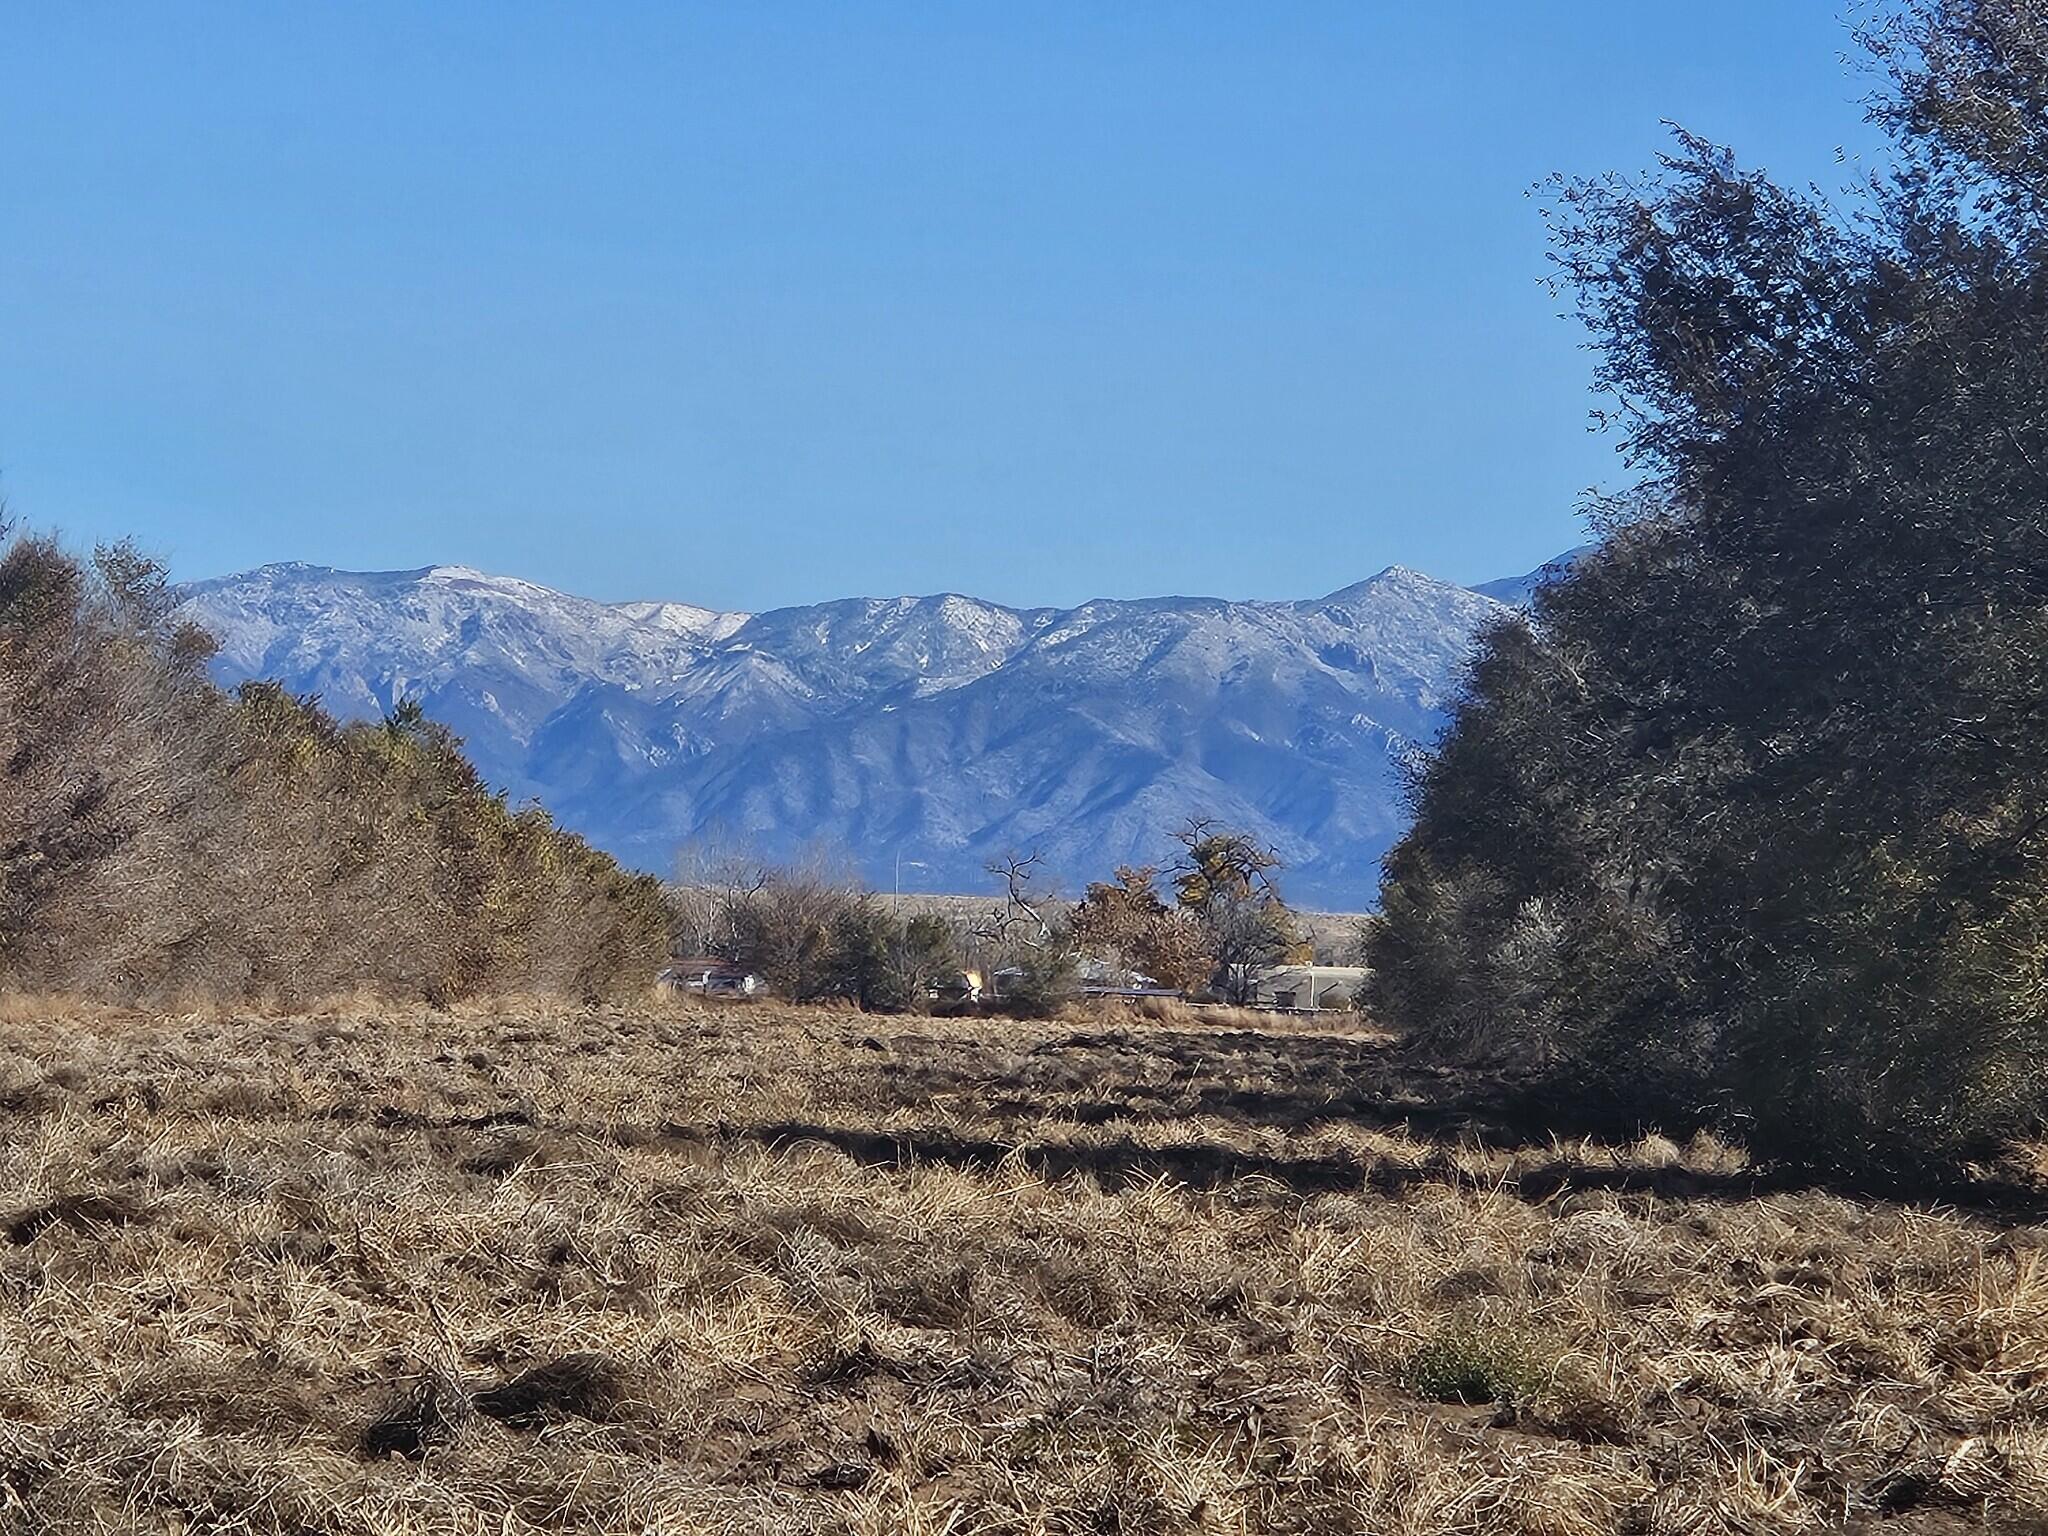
[{"xmin": 1, "ymin": 4, "xmax": 1882, "ymax": 611}]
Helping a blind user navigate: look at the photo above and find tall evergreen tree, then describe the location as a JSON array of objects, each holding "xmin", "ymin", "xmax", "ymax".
[{"xmin": 1371, "ymin": 0, "xmax": 2048, "ymax": 1176}]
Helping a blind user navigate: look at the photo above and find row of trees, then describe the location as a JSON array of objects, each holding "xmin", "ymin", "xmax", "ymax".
[
  {"xmin": 0, "ymin": 524, "xmax": 670, "ymax": 1002},
  {"xmin": 674, "ymin": 818, "xmax": 1316, "ymax": 1016},
  {"xmin": 1369, "ymin": 0, "xmax": 2048, "ymax": 1177},
  {"xmin": 0, "ymin": 510, "xmax": 1313, "ymax": 1015}
]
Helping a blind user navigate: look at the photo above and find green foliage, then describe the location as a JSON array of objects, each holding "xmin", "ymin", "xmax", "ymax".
[
  {"xmin": 824, "ymin": 904, "xmax": 963, "ymax": 1011},
  {"xmin": 1371, "ymin": 1, "xmax": 2048, "ymax": 1177},
  {"xmin": 1406, "ymin": 1318, "xmax": 1558, "ymax": 1406},
  {"xmin": 700, "ymin": 855, "xmax": 969, "ymax": 1011},
  {"xmin": 1170, "ymin": 820, "xmax": 1302, "ymax": 1002},
  {"xmin": 897, "ymin": 913, "xmax": 964, "ymax": 1005},
  {"xmin": 0, "ymin": 531, "xmax": 670, "ymax": 1003},
  {"xmin": 996, "ymin": 928, "xmax": 1080, "ymax": 1019},
  {"xmin": 826, "ymin": 904, "xmax": 898, "ymax": 1009}
]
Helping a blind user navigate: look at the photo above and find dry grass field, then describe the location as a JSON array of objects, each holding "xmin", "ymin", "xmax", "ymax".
[{"xmin": 4, "ymin": 998, "xmax": 2048, "ymax": 1533}]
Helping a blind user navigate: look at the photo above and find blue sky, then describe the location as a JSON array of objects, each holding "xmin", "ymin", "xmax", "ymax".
[{"xmin": 1, "ymin": 4, "xmax": 1883, "ymax": 611}]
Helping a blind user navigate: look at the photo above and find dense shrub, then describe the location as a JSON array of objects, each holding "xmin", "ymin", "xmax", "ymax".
[
  {"xmin": 1370, "ymin": 1, "xmax": 2048, "ymax": 1178},
  {"xmin": 827, "ymin": 907, "xmax": 960, "ymax": 1012},
  {"xmin": 1406, "ymin": 1318, "xmax": 1559, "ymax": 1407},
  {"xmin": 990, "ymin": 929, "xmax": 1080, "ymax": 1019},
  {"xmin": 0, "ymin": 528, "xmax": 669, "ymax": 1003}
]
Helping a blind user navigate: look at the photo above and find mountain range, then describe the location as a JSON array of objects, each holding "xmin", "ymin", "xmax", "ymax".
[{"xmin": 174, "ymin": 552, "xmax": 1575, "ymax": 908}]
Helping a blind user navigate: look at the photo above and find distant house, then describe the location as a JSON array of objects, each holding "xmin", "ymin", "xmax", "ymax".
[
  {"xmin": 1245, "ymin": 965, "xmax": 1368, "ymax": 1012},
  {"xmin": 661, "ymin": 958, "xmax": 763, "ymax": 997}
]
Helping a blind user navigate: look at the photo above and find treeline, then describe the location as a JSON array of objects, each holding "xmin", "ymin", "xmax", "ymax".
[
  {"xmin": 0, "ymin": 526, "xmax": 669, "ymax": 1002},
  {"xmin": 1369, "ymin": 0, "xmax": 2048, "ymax": 1177},
  {"xmin": 674, "ymin": 819, "xmax": 1315, "ymax": 1015}
]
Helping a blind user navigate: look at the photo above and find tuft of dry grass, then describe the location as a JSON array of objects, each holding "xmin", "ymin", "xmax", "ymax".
[
  {"xmin": 1, "ymin": 998, "xmax": 2047, "ymax": 1532},
  {"xmin": 1064, "ymin": 994, "xmax": 1382, "ymax": 1037}
]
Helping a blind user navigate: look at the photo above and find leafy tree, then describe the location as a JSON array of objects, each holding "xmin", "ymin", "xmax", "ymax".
[
  {"xmin": 994, "ymin": 929, "xmax": 1080, "ymax": 1018},
  {"xmin": 894, "ymin": 912, "xmax": 965, "ymax": 1008},
  {"xmin": 1070, "ymin": 865, "xmax": 1213, "ymax": 994},
  {"xmin": 825, "ymin": 904, "xmax": 963, "ymax": 1011},
  {"xmin": 1371, "ymin": 0, "xmax": 2048, "ymax": 1177},
  {"xmin": 1172, "ymin": 820, "xmax": 1303, "ymax": 1003}
]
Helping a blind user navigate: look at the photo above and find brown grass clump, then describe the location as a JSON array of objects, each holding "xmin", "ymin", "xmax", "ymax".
[
  {"xmin": 2, "ymin": 997, "xmax": 2047, "ymax": 1532},
  {"xmin": 1060, "ymin": 995, "xmax": 1396, "ymax": 1045}
]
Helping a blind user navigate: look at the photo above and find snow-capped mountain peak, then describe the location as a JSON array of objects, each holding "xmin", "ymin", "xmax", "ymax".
[{"xmin": 176, "ymin": 554, "xmax": 1558, "ymax": 906}]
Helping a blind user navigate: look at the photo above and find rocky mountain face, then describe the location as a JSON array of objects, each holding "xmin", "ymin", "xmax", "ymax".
[{"xmin": 176, "ymin": 555, "xmax": 1559, "ymax": 908}]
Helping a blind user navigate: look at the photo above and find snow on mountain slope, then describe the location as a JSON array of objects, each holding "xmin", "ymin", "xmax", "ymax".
[
  {"xmin": 177, "ymin": 557, "xmax": 1536, "ymax": 907},
  {"xmin": 1470, "ymin": 544, "xmax": 1595, "ymax": 607},
  {"xmin": 177, "ymin": 561, "xmax": 751, "ymax": 799}
]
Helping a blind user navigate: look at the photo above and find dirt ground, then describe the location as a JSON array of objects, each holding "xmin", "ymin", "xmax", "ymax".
[{"xmin": 3, "ymin": 998, "xmax": 2048, "ymax": 1533}]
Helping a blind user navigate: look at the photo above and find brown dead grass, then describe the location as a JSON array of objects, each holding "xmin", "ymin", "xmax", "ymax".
[{"xmin": 1, "ymin": 998, "xmax": 2046, "ymax": 1533}]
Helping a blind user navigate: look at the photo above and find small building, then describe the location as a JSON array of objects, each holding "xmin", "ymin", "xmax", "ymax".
[
  {"xmin": 1247, "ymin": 965, "xmax": 1368, "ymax": 1012},
  {"xmin": 661, "ymin": 958, "xmax": 763, "ymax": 997}
]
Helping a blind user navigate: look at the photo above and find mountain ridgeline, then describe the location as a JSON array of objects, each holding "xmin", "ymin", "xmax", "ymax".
[{"xmin": 177, "ymin": 558, "xmax": 1555, "ymax": 906}]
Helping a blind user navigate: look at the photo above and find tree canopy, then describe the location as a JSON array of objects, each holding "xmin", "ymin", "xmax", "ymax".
[
  {"xmin": 0, "ymin": 528, "xmax": 670, "ymax": 1002},
  {"xmin": 1369, "ymin": 0, "xmax": 2048, "ymax": 1176}
]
